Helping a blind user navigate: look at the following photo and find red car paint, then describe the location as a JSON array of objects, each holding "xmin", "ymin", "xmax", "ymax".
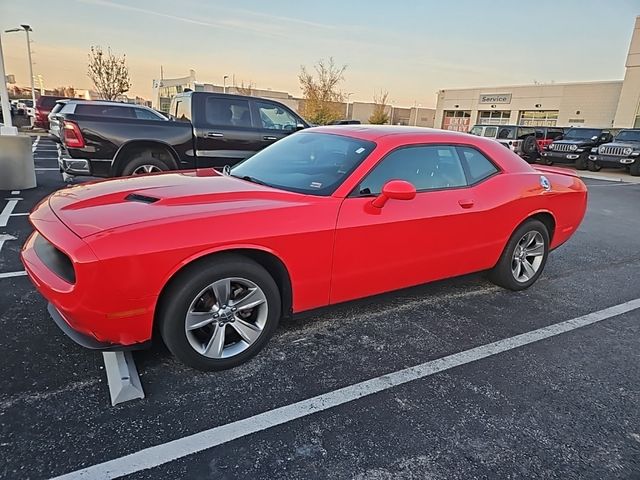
[{"xmin": 21, "ymin": 127, "xmax": 587, "ymax": 347}]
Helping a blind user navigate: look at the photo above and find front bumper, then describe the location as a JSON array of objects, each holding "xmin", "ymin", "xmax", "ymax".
[
  {"xmin": 541, "ymin": 151, "xmax": 584, "ymax": 163},
  {"xmin": 588, "ymin": 154, "xmax": 637, "ymax": 168},
  {"xmin": 21, "ymin": 200, "xmax": 156, "ymax": 348}
]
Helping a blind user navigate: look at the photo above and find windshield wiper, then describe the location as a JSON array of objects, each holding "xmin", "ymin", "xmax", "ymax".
[{"xmin": 233, "ymin": 174, "xmax": 271, "ymax": 187}]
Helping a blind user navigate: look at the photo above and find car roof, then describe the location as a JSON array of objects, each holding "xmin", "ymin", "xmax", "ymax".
[{"xmin": 307, "ymin": 125, "xmax": 480, "ymax": 142}]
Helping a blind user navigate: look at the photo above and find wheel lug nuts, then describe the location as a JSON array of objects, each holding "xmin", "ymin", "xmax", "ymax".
[
  {"xmin": 231, "ymin": 307, "xmax": 237, "ymax": 311},
  {"xmin": 213, "ymin": 313, "xmax": 218, "ymax": 318},
  {"xmin": 218, "ymin": 322, "xmax": 224, "ymax": 327},
  {"xmin": 222, "ymin": 305, "xmax": 227, "ymax": 309}
]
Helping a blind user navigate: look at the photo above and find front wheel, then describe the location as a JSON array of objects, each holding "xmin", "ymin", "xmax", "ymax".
[
  {"xmin": 587, "ymin": 160, "xmax": 601, "ymax": 172},
  {"xmin": 630, "ymin": 161, "xmax": 640, "ymax": 176},
  {"xmin": 574, "ymin": 153, "xmax": 588, "ymax": 170},
  {"xmin": 158, "ymin": 256, "xmax": 281, "ymax": 371},
  {"xmin": 488, "ymin": 219, "xmax": 549, "ymax": 291}
]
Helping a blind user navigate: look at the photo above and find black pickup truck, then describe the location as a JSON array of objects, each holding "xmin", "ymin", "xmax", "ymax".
[{"xmin": 58, "ymin": 92, "xmax": 309, "ymax": 177}]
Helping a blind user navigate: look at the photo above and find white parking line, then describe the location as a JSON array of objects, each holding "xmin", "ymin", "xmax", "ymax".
[
  {"xmin": 0, "ymin": 271, "xmax": 27, "ymax": 279},
  {"xmin": 51, "ymin": 298, "xmax": 640, "ymax": 480},
  {"xmin": 31, "ymin": 136, "xmax": 40, "ymax": 152},
  {"xmin": 0, "ymin": 198, "xmax": 21, "ymax": 227}
]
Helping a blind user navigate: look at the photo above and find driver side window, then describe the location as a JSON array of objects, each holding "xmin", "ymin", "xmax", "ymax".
[
  {"xmin": 256, "ymin": 101, "xmax": 298, "ymax": 130},
  {"xmin": 358, "ymin": 145, "xmax": 468, "ymax": 196}
]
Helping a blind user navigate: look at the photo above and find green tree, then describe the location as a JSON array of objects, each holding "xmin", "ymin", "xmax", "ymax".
[
  {"xmin": 298, "ymin": 58, "xmax": 346, "ymax": 125},
  {"xmin": 368, "ymin": 90, "xmax": 390, "ymax": 124}
]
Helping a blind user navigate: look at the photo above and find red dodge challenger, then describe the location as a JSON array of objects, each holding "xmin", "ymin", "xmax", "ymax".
[{"xmin": 22, "ymin": 126, "xmax": 587, "ymax": 370}]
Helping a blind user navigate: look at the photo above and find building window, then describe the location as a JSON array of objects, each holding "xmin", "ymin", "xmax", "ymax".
[
  {"xmin": 477, "ymin": 111, "xmax": 511, "ymax": 125},
  {"xmin": 442, "ymin": 110, "xmax": 471, "ymax": 132},
  {"xmin": 518, "ymin": 110, "xmax": 559, "ymax": 126}
]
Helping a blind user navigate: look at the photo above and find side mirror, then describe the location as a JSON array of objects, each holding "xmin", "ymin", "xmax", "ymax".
[
  {"xmin": 371, "ymin": 180, "xmax": 416, "ymax": 208},
  {"xmin": 295, "ymin": 123, "xmax": 306, "ymax": 131}
]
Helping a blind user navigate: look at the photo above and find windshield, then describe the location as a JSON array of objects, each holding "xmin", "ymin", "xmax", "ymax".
[
  {"xmin": 469, "ymin": 126, "xmax": 483, "ymax": 136},
  {"xmin": 563, "ymin": 128, "xmax": 600, "ymax": 140},
  {"xmin": 615, "ymin": 130, "xmax": 640, "ymax": 142},
  {"xmin": 230, "ymin": 132, "xmax": 376, "ymax": 196}
]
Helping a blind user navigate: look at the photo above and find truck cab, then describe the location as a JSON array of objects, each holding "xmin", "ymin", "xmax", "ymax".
[{"xmin": 169, "ymin": 92, "xmax": 309, "ymax": 169}]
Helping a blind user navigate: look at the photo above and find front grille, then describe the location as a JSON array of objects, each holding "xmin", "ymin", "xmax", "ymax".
[
  {"xmin": 600, "ymin": 146, "xmax": 625, "ymax": 156},
  {"xmin": 552, "ymin": 144, "xmax": 575, "ymax": 152},
  {"xmin": 34, "ymin": 233, "xmax": 76, "ymax": 284}
]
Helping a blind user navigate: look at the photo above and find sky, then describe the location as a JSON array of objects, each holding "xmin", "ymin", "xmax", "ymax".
[{"xmin": 1, "ymin": 0, "xmax": 638, "ymax": 108}]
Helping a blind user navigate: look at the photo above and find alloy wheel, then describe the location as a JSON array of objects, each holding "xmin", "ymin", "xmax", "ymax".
[
  {"xmin": 132, "ymin": 164, "xmax": 163, "ymax": 175},
  {"xmin": 184, "ymin": 277, "xmax": 268, "ymax": 359},
  {"xmin": 511, "ymin": 231, "xmax": 545, "ymax": 283}
]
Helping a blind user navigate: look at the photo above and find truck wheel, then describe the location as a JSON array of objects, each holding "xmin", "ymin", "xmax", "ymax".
[
  {"xmin": 630, "ymin": 162, "xmax": 640, "ymax": 176},
  {"xmin": 521, "ymin": 135, "xmax": 538, "ymax": 156},
  {"xmin": 574, "ymin": 153, "xmax": 588, "ymax": 170},
  {"xmin": 587, "ymin": 160, "xmax": 601, "ymax": 172},
  {"xmin": 121, "ymin": 154, "xmax": 169, "ymax": 176}
]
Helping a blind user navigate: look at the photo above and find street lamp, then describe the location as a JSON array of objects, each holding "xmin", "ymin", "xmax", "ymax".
[
  {"xmin": 5, "ymin": 25, "xmax": 36, "ymax": 125},
  {"xmin": 345, "ymin": 92, "xmax": 353, "ymax": 118},
  {"xmin": 223, "ymin": 75, "xmax": 229, "ymax": 94},
  {"xmin": 0, "ymin": 32, "xmax": 15, "ymax": 131}
]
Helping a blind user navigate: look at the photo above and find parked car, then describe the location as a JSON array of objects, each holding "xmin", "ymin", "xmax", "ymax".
[
  {"xmin": 35, "ymin": 95, "xmax": 72, "ymax": 129},
  {"xmin": 15, "ymin": 98, "xmax": 33, "ymax": 115},
  {"xmin": 22, "ymin": 126, "xmax": 587, "ymax": 371},
  {"xmin": 468, "ymin": 124, "xmax": 561, "ymax": 162},
  {"xmin": 541, "ymin": 128, "xmax": 615, "ymax": 169},
  {"xmin": 47, "ymin": 99, "xmax": 69, "ymax": 142},
  {"xmin": 588, "ymin": 128, "xmax": 640, "ymax": 175},
  {"xmin": 57, "ymin": 92, "xmax": 309, "ymax": 178},
  {"xmin": 0, "ymin": 102, "xmax": 17, "ymax": 123}
]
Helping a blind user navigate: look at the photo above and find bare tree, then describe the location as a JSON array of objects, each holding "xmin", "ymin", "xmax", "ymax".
[
  {"xmin": 369, "ymin": 90, "xmax": 390, "ymax": 124},
  {"xmin": 87, "ymin": 46, "xmax": 131, "ymax": 100},
  {"xmin": 298, "ymin": 58, "xmax": 347, "ymax": 125},
  {"xmin": 236, "ymin": 81, "xmax": 255, "ymax": 96}
]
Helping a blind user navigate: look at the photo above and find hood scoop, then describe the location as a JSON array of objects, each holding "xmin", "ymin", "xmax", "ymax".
[{"xmin": 125, "ymin": 193, "xmax": 160, "ymax": 204}]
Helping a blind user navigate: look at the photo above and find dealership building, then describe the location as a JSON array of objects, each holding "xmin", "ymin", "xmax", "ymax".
[{"xmin": 435, "ymin": 16, "xmax": 640, "ymax": 132}]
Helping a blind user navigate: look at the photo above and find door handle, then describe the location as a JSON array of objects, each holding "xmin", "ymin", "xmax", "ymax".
[
  {"xmin": 263, "ymin": 136, "xmax": 277, "ymax": 141},
  {"xmin": 458, "ymin": 199, "xmax": 474, "ymax": 209},
  {"xmin": 206, "ymin": 132, "xmax": 224, "ymax": 138}
]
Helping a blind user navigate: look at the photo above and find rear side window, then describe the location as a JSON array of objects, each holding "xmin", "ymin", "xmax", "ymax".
[
  {"xmin": 74, "ymin": 104, "xmax": 135, "ymax": 118},
  {"xmin": 134, "ymin": 108, "xmax": 163, "ymax": 120},
  {"xmin": 205, "ymin": 98, "xmax": 251, "ymax": 127},
  {"xmin": 483, "ymin": 126, "xmax": 497, "ymax": 138},
  {"xmin": 458, "ymin": 147, "xmax": 499, "ymax": 184},
  {"xmin": 174, "ymin": 100, "xmax": 190, "ymax": 121}
]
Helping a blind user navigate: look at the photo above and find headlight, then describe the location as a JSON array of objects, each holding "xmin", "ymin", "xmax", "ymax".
[
  {"xmin": 623, "ymin": 147, "xmax": 633, "ymax": 156},
  {"xmin": 599, "ymin": 146, "xmax": 605, "ymax": 154},
  {"xmin": 569, "ymin": 144, "xmax": 578, "ymax": 151},
  {"xmin": 548, "ymin": 144, "xmax": 555, "ymax": 150}
]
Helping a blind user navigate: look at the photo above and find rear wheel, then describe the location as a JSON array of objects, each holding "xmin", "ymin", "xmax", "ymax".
[
  {"xmin": 158, "ymin": 255, "xmax": 281, "ymax": 371},
  {"xmin": 574, "ymin": 153, "xmax": 588, "ymax": 170},
  {"xmin": 587, "ymin": 160, "xmax": 601, "ymax": 172},
  {"xmin": 121, "ymin": 154, "xmax": 170, "ymax": 176},
  {"xmin": 489, "ymin": 219, "xmax": 549, "ymax": 291}
]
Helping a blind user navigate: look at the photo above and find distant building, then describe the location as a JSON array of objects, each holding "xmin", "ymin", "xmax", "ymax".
[
  {"xmin": 151, "ymin": 69, "xmax": 435, "ymax": 127},
  {"xmin": 435, "ymin": 16, "xmax": 640, "ymax": 131}
]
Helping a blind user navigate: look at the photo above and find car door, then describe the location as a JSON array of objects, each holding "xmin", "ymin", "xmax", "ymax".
[
  {"xmin": 330, "ymin": 144, "xmax": 501, "ymax": 304},
  {"xmin": 252, "ymin": 99, "xmax": 305, "ymax": 150},
  {"xmin": 192, "ymin": 95, "xmax": 262, "ymax": 169}
]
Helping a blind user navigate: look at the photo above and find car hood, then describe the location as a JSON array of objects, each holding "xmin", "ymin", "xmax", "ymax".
[
  {"xmin": 553, "ymin": 140, "xmax": 590, "ymax": 145},
  {"xmin": 601, "ymin": 142, "xmax": 638, "ymax": 149},
  {"xmin": 48, "ymin": 169, "xmax": 306, "ymax": 238}
]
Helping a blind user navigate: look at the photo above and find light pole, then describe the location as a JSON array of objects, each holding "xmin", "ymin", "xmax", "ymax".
[
  {"xmin": 389, "ymin": 101, "xmax": 394, "ymax": 125},
  {"xmin": 223, "ymin": 75, "xmax": 229, "ymax": 94},
  {"xmin": 0, "ymin": 32, "xmax": 15, "ymax": 131},
  {"xmin": 5, "ymin": 25, "xmax": 36, "ymax": 125},
  {"xmin": 344, "ymin": 92, "xmax": 353, "ymax": 118}
]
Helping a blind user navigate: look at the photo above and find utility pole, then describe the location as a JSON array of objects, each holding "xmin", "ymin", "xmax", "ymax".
[
  {"xmin": 0, "ymin": 32, "xmax": 15, "ymax": 132},
  {"xmin": 5, "ymin": 25, "xmax": 36, "ymax": 125}
]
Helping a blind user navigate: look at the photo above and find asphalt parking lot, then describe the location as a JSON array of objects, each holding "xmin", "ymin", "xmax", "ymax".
[{"xmin": 1, "ymin": 136, "xmax": 639, "ymax": 480}]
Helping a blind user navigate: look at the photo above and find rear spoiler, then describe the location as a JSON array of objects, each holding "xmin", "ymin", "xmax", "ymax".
[{"xmin": 533, "ymin": 165, "xmax": 579, "ymax": 178}]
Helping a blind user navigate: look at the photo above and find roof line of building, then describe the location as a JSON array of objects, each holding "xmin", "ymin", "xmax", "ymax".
[{"xmin": 439, "ymin": 79, "xmax": 624, "ymax": 93}]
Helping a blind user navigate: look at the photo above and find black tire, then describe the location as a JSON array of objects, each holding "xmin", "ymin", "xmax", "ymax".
[
  {"xmin": 630, "ymin": 161, "xmax": 640, "ymax": 176},
  {"xmin": 521, "ymin": 135, "xmax": 538, "ymax": 156},
  {"xmin": 488, "ymin": 219, "xmax": 550, "ymax": 291},
  {"xmin": 158, "ymin": 255, "xmax": 281, "ymax": 371},
  {"xmin": 574, "ymin": 153, "xmax": 588, "ymax": 170},
  {"xmin": 121, "ymin": 154, "xmax": 169, "ymax": 176},
  {"xmin": 587, "ymin": 159, "xmax": 601, "ymax": 172}
]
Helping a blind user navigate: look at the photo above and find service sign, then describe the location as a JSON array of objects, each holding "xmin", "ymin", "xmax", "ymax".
[{"xmin": 479, "ymin": 93, "xmax": 512, "ymax": 104}]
